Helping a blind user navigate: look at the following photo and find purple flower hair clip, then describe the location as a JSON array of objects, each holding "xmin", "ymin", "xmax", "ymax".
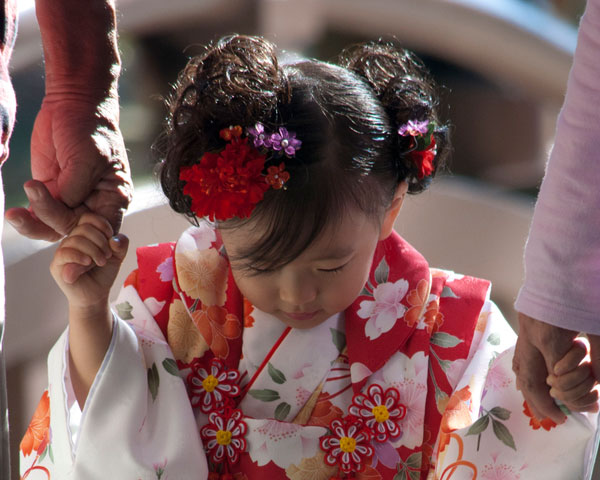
[
  {"xmin": 398, "ymin": 119, "xmax": 429, "ymax": 137},
  {"xmin": 269, "ymin": 127, "xmax": 302, "ymax": 157},
  {"xmin": 247, "ymin": 122, "xmax": 272, "ymax": 149}
]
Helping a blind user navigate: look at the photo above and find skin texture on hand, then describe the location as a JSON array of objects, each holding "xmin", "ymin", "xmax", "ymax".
[
  {"xmin": 513, "ymin": 312, "xmax": 600, "ymax": 424},
  {"xmin": 4, "ymin": 0, "xmax": 132, "ymax": 241},
  {"xmin": 5, "ymin": 95, "xmax": 132, "ymax": 240}
]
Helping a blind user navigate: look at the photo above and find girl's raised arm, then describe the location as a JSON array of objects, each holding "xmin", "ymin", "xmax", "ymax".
[{"xmin": 50, "ymin": 213, "xmax": 129, "ymax": 407}]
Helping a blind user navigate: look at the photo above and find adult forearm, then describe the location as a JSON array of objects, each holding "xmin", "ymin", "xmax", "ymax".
[
  {"xmin": 516, "ymin": 0, "xmax": 600, "ymax": 333},
  {"xmin": 35, "ymin": 0, "xmax": 121, "ymax": 96}
]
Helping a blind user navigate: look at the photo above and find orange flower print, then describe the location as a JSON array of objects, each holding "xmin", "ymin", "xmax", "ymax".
[
  {"xmin": 423, "ymin": 298, "xmax": 444, "ymax": 334},
  {"xmin": 167, "ymin": 299, "xmax": 209, "ymax": 362},
  {"xmin": 306, "ymin": 398, "xmax": 344, "ymax": 428},
  {"xmin": 192, "ymin": 304, "xmax": 242, "ymax": 359},
  {"xmin": 176, "ymin": 248, "xmax": 228, "ymax": 306},
  {"xmin": 404, "ymin": 279, "xmax": 429, "ymax": 327},
  {"xmin": 21, "ymin": 390, "xmax": 50, "ymax": 457},
  {"xmin": 439, "ymin": 386, "xmax": 472, "ymax": 453},
  {"xmin": 243, "ymin": 298, "xmax": 255, "ymax": 328},
  {"xmin": 123, "ymin": 269, "xmax": 139, "ymax": 288},
  {"xmin": 522, "ymin": 401, "xmax": 557, "ymax": 431}
]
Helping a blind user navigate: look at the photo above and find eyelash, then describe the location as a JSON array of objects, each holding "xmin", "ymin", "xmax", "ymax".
[{"xmin": 319, "ymin": 265, "xmax": 346, "ymax": 275}]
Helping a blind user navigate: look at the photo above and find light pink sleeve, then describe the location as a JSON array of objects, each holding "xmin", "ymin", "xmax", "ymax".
[{"xmin": 515, "ymin": 0, "xmax": 600, "ymax": 334}]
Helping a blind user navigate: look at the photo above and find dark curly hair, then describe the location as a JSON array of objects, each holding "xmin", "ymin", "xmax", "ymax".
[{"xmin": 156, "ymin": 35, "xmax": 449, "ymax": 270}]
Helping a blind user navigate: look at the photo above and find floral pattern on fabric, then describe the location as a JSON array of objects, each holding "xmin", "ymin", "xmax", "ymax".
[
  {"xmin": 191, "ymin": 304, "xmax": 242, "ymax": 360},
  {"xmin": 320, "ymin": 417, "xmax": 374, "ymax": 474},
  {"xmin": 188, "ymin": 358, "xmax": 241, "ymax": 412},
  {"xmin": 167, "ymin": 298, "xmax": 209, "ymax": 362},
  {"xmin": 349, "ymin": 384, "xmax": 406, "ymax": 442},
  {"xmin": 201, "ymin": 408, "xmax": 248, "ymax": 466},
  {"xmin": 20, "ymin": 390, "xmax": 52, "ymax": 479},
  {"xmin": 358, "ymin": 277, "xmax": 409, "ymax": 340}
]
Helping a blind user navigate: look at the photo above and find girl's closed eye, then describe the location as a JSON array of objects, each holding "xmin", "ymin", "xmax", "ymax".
[{"xmin": 318, "ymin": 263, "xmax": 348, "ymax": 274}]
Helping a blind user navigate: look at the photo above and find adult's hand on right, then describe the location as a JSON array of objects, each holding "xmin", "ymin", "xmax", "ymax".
[{"xmin": 513, "ymin": 312, "xmax": 599, "ymax": 424}]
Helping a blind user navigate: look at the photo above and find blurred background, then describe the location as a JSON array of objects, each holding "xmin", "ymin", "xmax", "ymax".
[{"xmin": 3, "ymin": 0, "xmax": 590, "ymax": 477}]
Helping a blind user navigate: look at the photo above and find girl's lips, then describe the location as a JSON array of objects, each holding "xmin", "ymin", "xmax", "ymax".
[{"xmin": 284, "ymin": 310, "xmax": 320, "ymax": 321}]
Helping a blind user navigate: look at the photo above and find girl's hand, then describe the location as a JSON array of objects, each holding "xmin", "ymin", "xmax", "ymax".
[
  {"xmin": 546, "ymin": 338, "xmax": 599, "ymax": 414},
  {"xmin": 50, "ymin": 212, "xmax": 129, "ymax": 310}
]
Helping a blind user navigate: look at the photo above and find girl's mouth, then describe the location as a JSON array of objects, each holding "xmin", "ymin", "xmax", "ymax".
[{"xmin": 284, "ymin": 310, "xmax": 320, "ymax": 321}]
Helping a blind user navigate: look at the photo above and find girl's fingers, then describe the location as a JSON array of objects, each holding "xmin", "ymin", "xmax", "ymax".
[
  {"xmin": 562, "ymin": 390, "xmax": 600, "ymax": 413},
  {"xmin": 547, "ymin": 364, "xmax": 593, "ymax": 391},
  {"xmin": 76, "ymin": 212, "xmax": 114, "ymax": 239},
  {"xmin": 554, "ymin": 338, "xmax": 589, "ymax": 375},
  {"xmin": 108, "ymin": 233, "xmax": 129, "ymax": 262},
  {"xmin": 550, "ymin": 374, "xmax": 596, "ymax": 404},
  {"xmin": 52, "ymin": 247, "xmax": 93, "ymax": 284},
  {"xmin": 60, "ymin": 234, "xmax": 109, "ymax": 267}
]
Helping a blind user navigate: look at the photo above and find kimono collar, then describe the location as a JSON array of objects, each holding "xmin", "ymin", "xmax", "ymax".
[
  {"xmin": 171, "ymin": 225, "xmax": 431, "ymax": 384},
  {"xmin": 344, "ymin": 230, "xmax": 430, "ymax": 391}
]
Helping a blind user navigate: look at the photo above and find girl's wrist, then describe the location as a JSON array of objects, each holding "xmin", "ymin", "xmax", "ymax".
[{"xmin": 68, "ymin": 301, "xmax": 111, "ymax": 325}]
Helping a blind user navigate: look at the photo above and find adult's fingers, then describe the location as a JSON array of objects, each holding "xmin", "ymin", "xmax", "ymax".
[
  {"xmin": 5, "ymin": 207, "xmax": 63, "ymax": 241},
  {"xmin": 24, "ymin": 180, "xmax": 81, "ymax": 236},
  {"xmin": 513, "ymin": 333, "xmax": 566, "ymax": 424}
]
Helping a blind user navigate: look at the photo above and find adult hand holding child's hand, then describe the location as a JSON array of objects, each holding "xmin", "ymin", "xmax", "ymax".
[
  {"xmin": 513, "ymin": 312, "xmax": 600, "ymax": 424},
  {"xmin": 5, "ymin": 95, "xmax": 132, "ymax": 241}
]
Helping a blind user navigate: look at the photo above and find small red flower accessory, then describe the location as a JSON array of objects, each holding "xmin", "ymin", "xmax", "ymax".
[
  {"xmin": 265, "ymin": 163, "xmax": 290, "ymax": 189},
  {"xmin": 398, "ymin": 119, "xmax": 437, "ymax": 179},
  {"xmin": 188, "ymin": 358, "xmax": 241, "ymax": 413},
  {"xmin": 201, "ymin": 407, "xmax": 248, "ymax": 466},
  {"xmin": 348, "ymin": 383, "xmax": 406, "ymax": 442},
  {"xmin": 180, "ymin": 124, "xmax": 297, "ymax": 221},
  {"xmin": 320, "ymin": 416, "xmax": 374, "ymax": 474}
]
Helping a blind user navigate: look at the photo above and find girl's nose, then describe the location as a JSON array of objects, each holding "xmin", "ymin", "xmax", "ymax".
[{"xmin": 278, "ymin": 271, "xmax": 317, "ymax": 307}]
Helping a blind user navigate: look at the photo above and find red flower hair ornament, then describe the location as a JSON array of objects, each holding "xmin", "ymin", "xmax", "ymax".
[
  {"xmin": 398, "ymin": 119, "xmax": 437, "ymax": 179},
  {"xmin": 179, "ymin": 124, "xmax": 299, "ymax": 221}
]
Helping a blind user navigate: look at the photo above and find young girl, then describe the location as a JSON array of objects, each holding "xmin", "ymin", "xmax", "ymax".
[{"xmin": 20, "ymin": 36, "xmax": 598, "ymax": 479}]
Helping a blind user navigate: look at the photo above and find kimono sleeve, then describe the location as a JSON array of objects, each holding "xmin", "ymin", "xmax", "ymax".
[
  {"xmin": 432, "ymin": 300, "xmax": 598, "ymax": 479},
  {"xmin": 19, "ymin": 277, "xmax": 208, "ymax": 479}
]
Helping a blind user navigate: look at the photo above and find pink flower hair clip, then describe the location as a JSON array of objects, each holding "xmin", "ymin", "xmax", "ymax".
[{"xmin": 398, "ymin": 119, "xmax": 437, "ymax": 179}]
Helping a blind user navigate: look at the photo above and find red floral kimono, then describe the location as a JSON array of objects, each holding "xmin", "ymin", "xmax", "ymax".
[{"xmin": 20, "ymin": 224, "xmax": 598, "ymax": 480}]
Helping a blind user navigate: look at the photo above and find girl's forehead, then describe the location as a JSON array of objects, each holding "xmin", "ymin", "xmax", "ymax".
[{"xmin": 220, "ymin": 208, "xmax": 381, "ymax": 262}]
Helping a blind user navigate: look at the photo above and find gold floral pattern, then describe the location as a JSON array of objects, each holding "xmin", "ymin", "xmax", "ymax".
[
  {"xmin": 167, "ymin": 299, "xmax": 209, "ymax": 363},
  {"xmin": 176, "ymin": 248, "xmax": 228, "ymax": 306}
]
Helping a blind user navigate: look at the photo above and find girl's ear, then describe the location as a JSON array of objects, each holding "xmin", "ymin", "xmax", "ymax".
[{"xmin": 379, "ymin": 181, "xmax": 409, "ymax": 240}]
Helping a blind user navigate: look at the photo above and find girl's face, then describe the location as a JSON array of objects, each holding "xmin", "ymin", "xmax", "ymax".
[{"xmin": 220, "ymin": 208, "xmax": 383, "ymax": 329}]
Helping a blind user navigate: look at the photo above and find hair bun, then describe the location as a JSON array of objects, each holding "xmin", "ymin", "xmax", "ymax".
[
  {"xmin": 337, "ymin": 40, "xmax": 449, "ymax": 192},
  {"xmin": 159, "ymin": 35, "xmax": 291, "ymax": 219}
]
